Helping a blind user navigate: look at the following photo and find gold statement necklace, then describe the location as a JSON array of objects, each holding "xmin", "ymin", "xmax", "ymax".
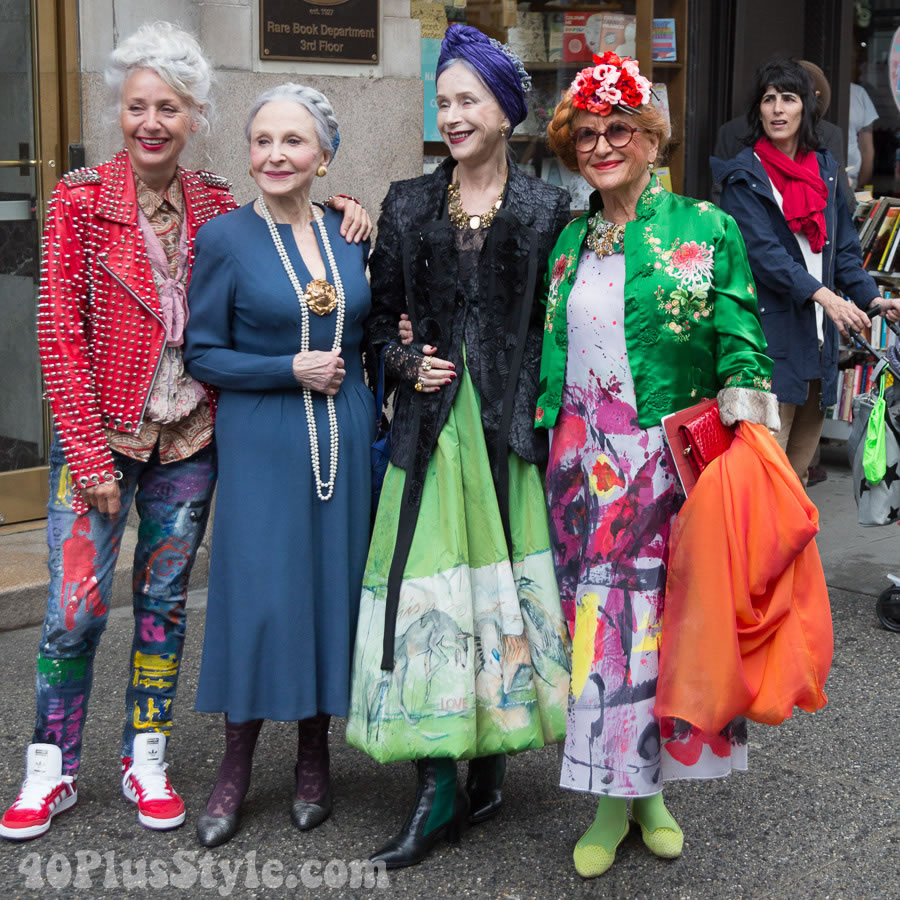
[{"xmin": 447, "ymin": 172, "xmax": 508, "ymax": 230}]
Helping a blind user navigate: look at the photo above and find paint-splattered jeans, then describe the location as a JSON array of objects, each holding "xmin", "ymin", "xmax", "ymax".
[{"xmin": 34, "ymin": 437, "xmax": 216, "ymax": 775}]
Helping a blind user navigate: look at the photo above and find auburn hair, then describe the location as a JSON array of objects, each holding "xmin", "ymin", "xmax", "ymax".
[{"xmin": 547, "ymin": 95, "xmax": 670, "ymax": 173}]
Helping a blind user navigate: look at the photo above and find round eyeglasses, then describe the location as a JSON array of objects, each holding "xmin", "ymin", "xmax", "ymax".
[{"xmin": 574, "ymin": 123, "xmax": 642, "ymax": 153}]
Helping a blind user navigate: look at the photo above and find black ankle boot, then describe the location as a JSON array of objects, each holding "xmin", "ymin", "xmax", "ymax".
[
  {"xmin": 466, "ymin": 753, "xmax": 506, "ymax": 824},
  {"xmin": 370, "ymin": 759, "xmax": 469, "ymax": 870}
]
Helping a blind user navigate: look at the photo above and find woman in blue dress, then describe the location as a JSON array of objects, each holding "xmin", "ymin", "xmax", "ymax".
[{"xmin": 183, "ymin": 84, "xmax": 374, "ymax": 847}]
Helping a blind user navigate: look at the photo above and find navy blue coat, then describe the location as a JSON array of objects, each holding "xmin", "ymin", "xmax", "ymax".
[{"xmin": 711, "ymin": 147, "xmax": 879, "ymax": 407}]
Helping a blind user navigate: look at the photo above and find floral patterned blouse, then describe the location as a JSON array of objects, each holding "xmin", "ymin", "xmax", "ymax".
[{"xmin": 104, "ymin": 174, "xmax": 214, "ymax": 463}]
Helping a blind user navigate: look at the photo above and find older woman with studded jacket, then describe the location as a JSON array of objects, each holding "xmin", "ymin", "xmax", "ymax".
[{"xmin": 0, "ymin": 22, "xmax": 368, "ymax": 844}]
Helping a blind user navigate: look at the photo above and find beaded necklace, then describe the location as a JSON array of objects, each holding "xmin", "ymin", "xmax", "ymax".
[
  {"xmin": 258, "ymin": 196, "xmax": 345, "ymax": 501},
  {"xmin": 585, "ymin": 211, "xmax": 626, "ymax": 259}
]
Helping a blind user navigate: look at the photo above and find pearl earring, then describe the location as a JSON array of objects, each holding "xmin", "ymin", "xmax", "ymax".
[{"xmin": 316, "ymin": 165, "xmax": 328, "ymax": 177}]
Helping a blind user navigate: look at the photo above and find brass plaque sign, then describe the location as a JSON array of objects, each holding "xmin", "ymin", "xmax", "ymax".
[{"xmin": 261, "ymin": 0, "xmax": 379, "ymax": 63}]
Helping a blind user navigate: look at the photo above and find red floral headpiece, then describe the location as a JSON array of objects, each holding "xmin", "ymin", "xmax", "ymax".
[{"xmin": 568, "ymin": 52, "xmax": 652, "ymax": 117}]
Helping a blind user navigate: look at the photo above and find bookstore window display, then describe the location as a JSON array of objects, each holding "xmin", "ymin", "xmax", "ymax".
[
  {"xmin": 413, "ymin": 0, "xmax": 689, "ymax": 209},
  {"xmin": 825, "ymin": 194, "xmax": 900, "ymax": 439},
  {"xmin": 826, "ymin": 10, "xmax": 900, "ymax": 439},
  {"xmin": 828, "ymin": 38, "xmax": 899, "ymax": 435}
]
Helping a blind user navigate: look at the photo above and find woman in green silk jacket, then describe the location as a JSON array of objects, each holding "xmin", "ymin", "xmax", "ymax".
[
  {"xmin": 535, "ymin": 52, "xmax": 779, "ymax": 880},
  {"xmin": 536, "ymin": 184, "xmax": 776, "ymax": 428}
]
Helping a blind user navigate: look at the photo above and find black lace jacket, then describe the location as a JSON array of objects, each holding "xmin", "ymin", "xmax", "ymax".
[{"xmin": 368, "ymin": 157, "xmax": 571, "ymax": 513}]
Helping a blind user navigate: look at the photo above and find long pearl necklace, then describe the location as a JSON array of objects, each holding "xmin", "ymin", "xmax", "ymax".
[{"xmin": 258, "ymin": 195, "xmax": 345, "ymax": 501}]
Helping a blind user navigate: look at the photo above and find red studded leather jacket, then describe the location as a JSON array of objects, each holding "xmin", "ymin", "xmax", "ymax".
[{"xmin": 37, "ymin": 150, "xmax": 237, "ymax": 512}]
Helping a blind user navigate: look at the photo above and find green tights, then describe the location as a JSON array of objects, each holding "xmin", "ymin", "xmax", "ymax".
[
  {"xmin": 632, "ymin": 792, "xmax": 680, "ymax": 833},
  {"xmin": 579, "ymin": 792, "xmax": 679, "ymax": 850}
]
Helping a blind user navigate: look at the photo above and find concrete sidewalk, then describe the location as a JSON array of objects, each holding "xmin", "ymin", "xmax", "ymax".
[{"xmin": 810, "ymin": 442, "xmax": 900, "ymax": 598}]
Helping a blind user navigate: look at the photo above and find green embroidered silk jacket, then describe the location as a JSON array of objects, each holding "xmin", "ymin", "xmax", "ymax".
[{"xmin": 535, "ymin": 176, "xmax": 774, "ymax": 430}]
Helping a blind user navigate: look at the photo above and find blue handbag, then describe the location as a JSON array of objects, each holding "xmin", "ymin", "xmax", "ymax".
[{"xmin": 371, "ymin": 351, "xmax": 391, "ymax": 519}]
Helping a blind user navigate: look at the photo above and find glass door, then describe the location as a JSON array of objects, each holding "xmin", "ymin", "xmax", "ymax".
[{"xmin": 0, "ymin": 0, "xmax": 76, "ymax": 525}]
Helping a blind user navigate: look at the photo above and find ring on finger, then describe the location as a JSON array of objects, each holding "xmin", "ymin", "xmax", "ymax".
[
  {"xmin": 415, "ymin": 376, "xmax": 425, "ymax": 391},
  {"xmin": 422, "ymin": 358, "xmax": 433, "ymax": 372}
]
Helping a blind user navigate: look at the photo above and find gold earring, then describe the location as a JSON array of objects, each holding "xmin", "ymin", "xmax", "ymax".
[
  {"xmin": 249, "ymin": 168, "xmax": 253, "ymax": 177},
  {"xmin": 316, "ymin": 165, "xmax": 328, "ymax": 177},
  {"xmin": 499, "ymin": 123, "xmax": 510, "ymax": 137}
]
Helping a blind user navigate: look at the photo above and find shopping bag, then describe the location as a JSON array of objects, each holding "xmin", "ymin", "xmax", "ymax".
[{"xmin": 863, "ymin": 374, "xmax": 887, "ymax": 483}]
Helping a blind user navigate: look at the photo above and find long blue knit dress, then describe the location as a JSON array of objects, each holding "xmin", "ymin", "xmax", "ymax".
[{"xmin": 184, "ymin": 202, "xmax": 374, "ymax": 722}]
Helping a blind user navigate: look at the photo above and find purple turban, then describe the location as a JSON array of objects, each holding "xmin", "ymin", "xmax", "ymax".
[{"xmin": 436, "ymin": 24, "xmax": 531, "ymax": 129}]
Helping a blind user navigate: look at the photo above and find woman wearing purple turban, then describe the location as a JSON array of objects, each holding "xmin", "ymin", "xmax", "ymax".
[{"xmin": 346, "ymin": 24, "xmax": 573, "ymax": 868}]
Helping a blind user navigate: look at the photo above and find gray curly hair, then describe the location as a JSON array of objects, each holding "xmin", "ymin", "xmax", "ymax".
[
  {"xmin": 244, "ymin": 83, "xmax": 340, "ymax": 161},
  {"xmin": 106, "ymin": 21, "xmax": 213, "ymax": 134}
]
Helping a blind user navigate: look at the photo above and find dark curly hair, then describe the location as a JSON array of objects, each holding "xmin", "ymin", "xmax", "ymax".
[
  {"xmin": 547, "ymin": 94, "xmax": 670, "ymax": 173},
  {"xmin": 744, "ymin": 59, "xmax": 820, "ymax": 152}
]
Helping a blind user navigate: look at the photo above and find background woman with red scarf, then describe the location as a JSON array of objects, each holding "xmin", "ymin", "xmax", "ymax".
[{"xmin": 713, "ymin": 59, "xmax": 898, "ymax": 485}]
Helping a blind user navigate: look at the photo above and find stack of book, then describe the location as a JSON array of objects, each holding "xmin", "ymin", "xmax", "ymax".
[
  {"xmin": 829, "ymin": 287, "xmax": 897, "ymax": 423},
  {"xmin": 868, "ymin": 307, "xmax": 896, "ymax": 353},
  {"xmin": 830, "ymin": 362, "xmax": 895, "ymax": 423},
  {"xmin": 856, "ymin": 196, "xmax": 900, "ymax": 272}
]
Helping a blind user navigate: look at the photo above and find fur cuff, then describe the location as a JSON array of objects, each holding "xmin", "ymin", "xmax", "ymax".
[{"xmin": 717, "ymin": 387, "xmax": 781, "ymax": 431}]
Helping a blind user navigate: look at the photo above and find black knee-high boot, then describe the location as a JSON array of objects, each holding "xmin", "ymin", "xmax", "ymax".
[
  {"xmin": 465, "ymin": 753, "xmax": 506, "ymax": 824},
  {"xmin": 369, "ymin": 758, "xmax": 469, "ymax": 869}
]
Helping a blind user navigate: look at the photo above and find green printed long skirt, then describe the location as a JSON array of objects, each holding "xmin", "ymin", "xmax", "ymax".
[{"xmin": 347, "ymin": 363, "xmax": 571, "ymax": 763}]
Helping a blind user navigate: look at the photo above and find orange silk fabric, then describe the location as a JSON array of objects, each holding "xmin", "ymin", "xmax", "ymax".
[{"xmin": 656, "ymin": 422, "xmax": 832, "ymax": 733}]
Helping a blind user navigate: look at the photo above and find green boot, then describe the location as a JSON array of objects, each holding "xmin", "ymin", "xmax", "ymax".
[
  {"xmin": 370, "ymin": 759, "xmax": 469, "ymax": 869},
  {"xmin": 572, "ymin": 796, "xmax": 629, "ymax": 878}
]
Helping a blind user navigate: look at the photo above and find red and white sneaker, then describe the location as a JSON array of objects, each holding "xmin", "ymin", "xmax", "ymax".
[
  {"xmin": 0, "ymin": 744, "xmax": 77, "ymax": 841},
  {"xmin": 121, "ymin": 734, "xmax": 185, "ymax": 830}
]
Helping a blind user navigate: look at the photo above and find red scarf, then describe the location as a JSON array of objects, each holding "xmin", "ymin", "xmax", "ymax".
[{"xmin": 754, "ymin": 137, "xmax": 827, "ymax": 253}]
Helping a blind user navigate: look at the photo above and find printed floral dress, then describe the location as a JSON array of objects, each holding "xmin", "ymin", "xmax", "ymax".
[{"xmin": 546, "ymin": 248, "xmax": 748, "ymax": 797}]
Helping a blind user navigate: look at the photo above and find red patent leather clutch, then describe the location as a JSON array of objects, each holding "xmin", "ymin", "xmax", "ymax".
[{"xmin": 662, "ymin": 398, "xmax": 735, "ymax": 494}]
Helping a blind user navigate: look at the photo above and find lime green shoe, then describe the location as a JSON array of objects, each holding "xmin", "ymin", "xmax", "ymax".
[
  {"xmin": 572, "ymin": 819, "xmax": 628, "ymax": 878},
  {"xmin": 631, "ymin": 794, "xmax": 684, "ymax": 859}
]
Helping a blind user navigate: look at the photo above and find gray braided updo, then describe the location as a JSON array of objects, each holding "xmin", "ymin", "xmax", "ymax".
[{"xmin": 244, "ymin": 83, "xmax": 340, "ymax": 160}]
